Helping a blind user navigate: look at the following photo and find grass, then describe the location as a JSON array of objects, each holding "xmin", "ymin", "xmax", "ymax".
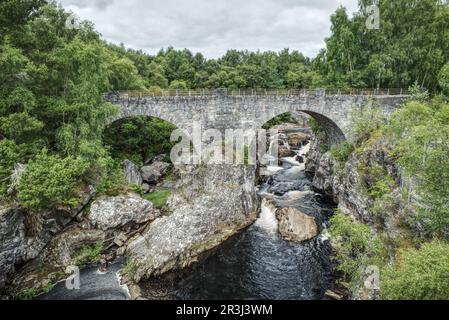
[
  {"xmin": 143, "ymin": 189, "xmax": 172, "ymax": 208},
  {"xmin": 74, "ymin": 241, "xmax": 104, "ymax": 268},
  {"xmin": 16, "ymin": 282, "xmax": 56, "ymax": 300}
]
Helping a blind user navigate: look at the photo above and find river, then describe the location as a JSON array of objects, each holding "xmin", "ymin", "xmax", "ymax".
[{"xmin": 39, "ymin": 130, "xmax": 335, "ymax": 300}]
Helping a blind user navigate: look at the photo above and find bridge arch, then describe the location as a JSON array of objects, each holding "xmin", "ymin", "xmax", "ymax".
[{"xmin": 257, "ymin": 109, "xmax": 346, "ymax": 146}]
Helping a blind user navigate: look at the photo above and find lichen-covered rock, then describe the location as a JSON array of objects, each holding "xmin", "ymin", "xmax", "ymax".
[
  {"xmin": 88, "ymin": 194, "xmax": 159, "ymax": 231},
  {"xmin": 140, "ymin": 161, "xmax": 170, "ymax": 184},
  {"xmin": 125, "ymin": 164, "xmax": 258, "ymax": 282},
  {"xmin": 8, "ymin": 226, "xmax": 106, "ymax": 298},
  {"xmin": 0, "ymin": 206, "xmax": 27, "ymax": 289},
  {"xmin": 0, "ymin": 187, "xmax": 95, "ymax": 293},
  {"xmin": 276, "ymin": 207, "xmax": 319, "ymax": 242},
  {"xmin": 123, "ymin": 160, "xmax": 143, "ymax": 185}
]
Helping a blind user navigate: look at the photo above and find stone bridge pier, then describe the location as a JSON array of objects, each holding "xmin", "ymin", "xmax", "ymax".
[{"xmin": 105, "ymin": 90, "xmax": 408, "ymax": 146}]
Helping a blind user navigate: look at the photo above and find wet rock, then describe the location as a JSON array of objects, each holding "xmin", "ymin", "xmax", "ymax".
[
  {"xmin": 295, "ymin": 155, "xmax": 305, "ymax": 163},
  {"xmin": 123, "ymin": 160, "xmax": 143, "ymax": 186},
  {"xmin": 279, "ymin": 146, "xmax": 295, "ymax": 158},
  {"xmin": 141, "ymin": 161, "xmax": 171, "ymax": 184},
  {"xmin": 88, "ymin": 193, "xmax": 159, "ymax": 231},
  {"xmin": 276, "ymin": 207, "xmax": 319, "ymax": 242},
  {"xmin": 125, "ymin": 165, "xmax": 258, "ymax": 282},
  {"xmin": 288, "ymin": 132, "xmax": 309, "ymax": 148}
]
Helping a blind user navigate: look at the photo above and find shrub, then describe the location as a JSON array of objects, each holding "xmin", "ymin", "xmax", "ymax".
[
  {"xmin": 262, "ymin": 112, "xmax": 297, "ymax": 129},
  {"xmin": 438, "ymin": 62, "xmax": 449, "ymax": 97},
  {"xmin": 329, "ymin": 210, "xmax": 387, "ymax": 289},
  {"xmin": 331, "ymin": 141, "xmax": 355, "ymax": 163},
  {"xmin": 349, "ymin": 102, "xmax": 385, "ymax": 146},
  {"xmin": 74, "ymin": 241, "xmax": 104, "ymax": 268},
  {"xmin": 16, "ymin": 153, "xmax": 89, "ymax": 210},
  {"xmin": 381, "ymin": 241, "xmax": 449, "ymax": 300}
]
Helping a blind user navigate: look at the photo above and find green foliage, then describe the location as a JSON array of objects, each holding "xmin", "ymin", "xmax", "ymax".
[
  {"xmin": 319, "ymin": 1, "xmax": 449, "ymax": 91},
  {"xmin": 349, "ymin": 103, "xmax": 385, "ymax": 146},
  {"xmin": 331, "ymin": 141, "xmax": 355, "ymax": 163},
  {"xmin": 74, "ymin": 241, "xmax": 104, "ymax": 268},
  {"xmin": 16, "ymin": 282, "xmax": 55, "ymax": 300},
  {"xmin": 439, "ymin": 62, "xmax": 449, "ymax": 97},
  {"xmin": 381, "ymin": 241, "xmax": 449, "ymax": 300},
  {"xmin": 408, "ymin": 82, "xmax": 430, "ymax": 102},
  {"xmin": 122, "ymin": 257, "xmax": 139, "ymax": 280},
  {"xmin": 387, "ymin": 99, "xmax": 449, "ymax": 236},
  {"xmin": 143, "ymin": 189, "xmax": 172, "ymax": 209},
  {"xmin": 329, "ymin": 210, "xmax": 387, "ymax": 289},
  {"xmin": 262, "ymin": 112, "xmax": 297, "ymax": 129},
  {"xmin": 16, "ymin": 153, "xmax": 89, "ymax": 210},
  {"xmin": 104, "ymin": 116, "xmax": 177, "ymax": 165}
]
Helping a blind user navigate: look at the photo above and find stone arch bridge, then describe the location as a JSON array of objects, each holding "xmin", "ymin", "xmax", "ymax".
[{"xmin": 104, "ymin": 89, "xmax": 409, "ymax": 145}]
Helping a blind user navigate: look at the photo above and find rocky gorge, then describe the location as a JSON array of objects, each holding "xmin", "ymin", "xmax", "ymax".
[{"xmin": 1, "ymin": 119, "xmax": 404, "ymax": 301}]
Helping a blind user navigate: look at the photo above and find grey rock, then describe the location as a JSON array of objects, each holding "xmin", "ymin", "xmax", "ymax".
[
  {"xmin": 141, "ymin": 183, "xmax": 151, "ymax": 193},
  {"xmin": 123, "ymin": 160, "xmax": 143, "ymax": 185},
  {"xmin": 88, "ymin": 194, "xmax": 159, "ymax": 231},
  {"xmin": 140, "ymin": 161, "xmax": 171, "ymax": 184},
  {"xmin": 8, "ymin": 226, "xmax": 106, "ymax": 298},
  {"xmin": 125, "ymin": 164, "xmax": 259, "ymax": 282},
  {"xmin": 0, "ymin": 206, "xmax": 27, "ymax": 289}
]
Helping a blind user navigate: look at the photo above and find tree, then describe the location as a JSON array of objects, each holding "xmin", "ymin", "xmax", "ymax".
[{"xmin": 438, "ymin": 62, "xmax": 449, "ymax": 97}]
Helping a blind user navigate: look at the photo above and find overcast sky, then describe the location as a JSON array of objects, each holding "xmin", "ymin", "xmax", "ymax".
[{"xmin": 58, "ymin": 0, "xmax": 359, "ymax": 58}]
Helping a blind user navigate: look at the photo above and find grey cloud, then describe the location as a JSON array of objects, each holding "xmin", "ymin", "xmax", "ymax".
[{"xmin": 58, "ymin": 0, "xmax": 358, "ymax": 58}]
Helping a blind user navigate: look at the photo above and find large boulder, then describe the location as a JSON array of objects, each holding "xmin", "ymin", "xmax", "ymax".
[
  {"xmin": 123, "ymin": 160, "xmax": 143, "ymax": 185},
  {"xmin": 88, "ymin": 194, "xmax": 160, "ymax": 231},
  {"xmin": 140, "ymin": 161, "xmax": 171, "ymax": 184},
  {"xmin": 125, "ymin": 164, "xmax": 259, "ymax": 282},
  {"xmin": 288, "ymin": 132, "xmax": 310, "ymax": 148},
  {"xmin": 276, "ymin": 207, "xmax": 319, "ymax": 242},
  {"xmin": 279, "ymin": 146, "xmax": 295, "ymax": 158}
]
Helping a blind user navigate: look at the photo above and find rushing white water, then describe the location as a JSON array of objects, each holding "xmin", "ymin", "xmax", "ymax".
[{"xmin": 254, "ymin": 198, "xmax": 279, "ymax": 233}]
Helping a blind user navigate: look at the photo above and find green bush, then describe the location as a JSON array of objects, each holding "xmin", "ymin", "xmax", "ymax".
[
  {"xmin": 262, "ymin": 112, "xmax": 297, "ymax": 129},
  {"xmin": 331, "ymin": 141, "xmax": 355, "ymax": 163},
  {"xmin": 16, "ymin": 153, "xmax": 89, "ymax": 210},
  {"xmin": 104, "ymin": 116, "xmax": 177, "ymax": 165},
  {"xmin": 329, "ymin": 210, "xmax": 387, "ymax": 288},
  {"xmin": 438, "ymin": 62, "xmax": 449, "ymax": 98},
  {"xmin": 381, "ymin": 241, "xmax": 449, "ymax": 300},
  {"xmin": 387, "ymin": 99, "xmax": 449, "ymax": 235},
  {"xmin": 74, "ymin": 241, "xmax": 104, "ymax": 268},
  {"xmin": 349, "ymin": 103, "xmax": 385, "ymax": 146}
]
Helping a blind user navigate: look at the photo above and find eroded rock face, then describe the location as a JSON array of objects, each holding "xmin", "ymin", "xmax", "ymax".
[
  {"xmin": 0, "ymin": 187, "xmax": 95, "ymax": 293},
  {"xmin": 88, "ymin": 194, "xmax": 159, "ymax": 231},
  {"xmin": 0, "ymin": 206, "xmax": 27, "ymax": 289},
  {"xmin": 125, "ymin": 164, "xmax": 259, "ymax": 282},
  {"xmin": 140, "ymin": 161, "xmax": 170, "ymax": 184},
  {"xmin": 8, "ymin": 226, "xmax": 106, "ymax": 298},
  {"xmin": 123, "ymin": 160, "xmax": 143, "ymax": 186},
  {"xmin": 276, "ymin": 207, "xmax": 319, "ymax": 242}
]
